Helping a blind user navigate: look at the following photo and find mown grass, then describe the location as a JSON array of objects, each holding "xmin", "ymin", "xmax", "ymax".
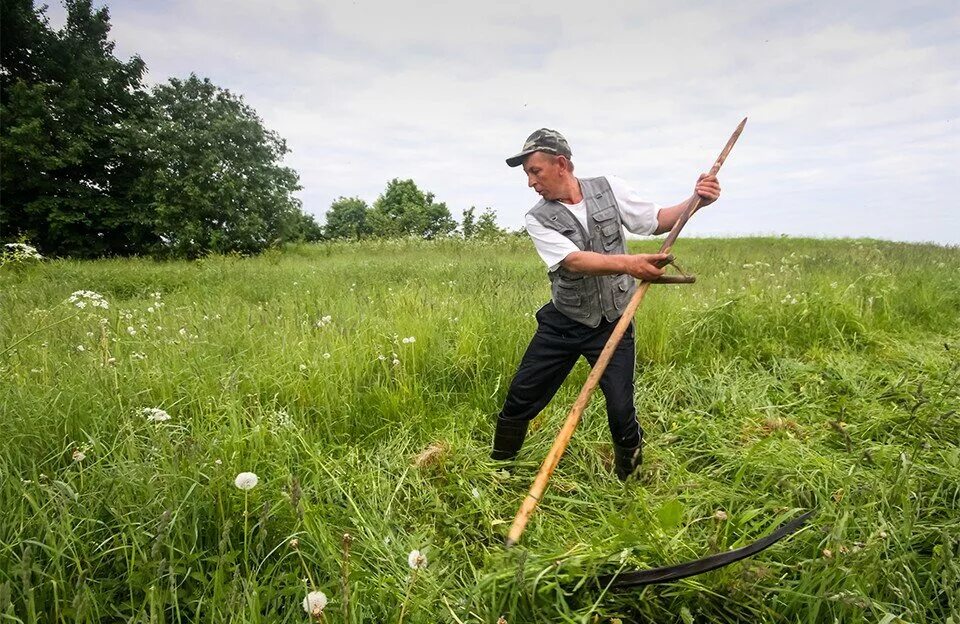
[{"xmin": 1, "ymin": 236, "xmax": 958, "ymax": 623}]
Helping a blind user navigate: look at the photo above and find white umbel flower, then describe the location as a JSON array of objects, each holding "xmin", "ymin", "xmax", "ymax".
[
  {"xmin": 302, "ymin": 591, "xmax": 328, "ymax": 616},
  {"xmin": 407, "ymin": 549, "xmax": 427, "ymax": 570},
  {"xmin": 143, "ymin": 407, "xmax": 171, "ymax": 422},
  {"xmin": 66, "ymin": 290, "xmax": 109, "ymax": 309},
  {"xmin": 234, "ymin": 472, "xmax": 259, "ymax": 490}
]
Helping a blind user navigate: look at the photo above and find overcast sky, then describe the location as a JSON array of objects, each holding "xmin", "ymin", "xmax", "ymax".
[{"xmin": 49, "ymin": 0, "xmax": 960, "ymax": 244}]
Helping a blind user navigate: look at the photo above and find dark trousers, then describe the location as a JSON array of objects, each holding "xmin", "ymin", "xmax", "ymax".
[{"xmin": 499, "ymin": 302, "xmax": 643, "ymax": 448}]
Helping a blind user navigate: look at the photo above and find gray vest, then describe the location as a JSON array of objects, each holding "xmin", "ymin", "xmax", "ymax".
[{"xmin": 528, "ymin": 176, "xmax": 637, "ymax": 328}]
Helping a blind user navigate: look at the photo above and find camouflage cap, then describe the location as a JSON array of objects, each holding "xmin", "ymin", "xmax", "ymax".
[{"xmin": 505, "ymin": 128, "xmax": 572, "ymax": 167}]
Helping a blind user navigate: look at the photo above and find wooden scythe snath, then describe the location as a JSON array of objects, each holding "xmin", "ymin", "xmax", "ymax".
[{"xmin": 503, "ymin": 118, "xmax": 814, "ymax": 583}]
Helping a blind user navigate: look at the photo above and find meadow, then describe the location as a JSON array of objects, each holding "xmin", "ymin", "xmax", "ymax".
[{"xmin": 1, "ymin": 236, "xmax": 958, "ymax": 623}]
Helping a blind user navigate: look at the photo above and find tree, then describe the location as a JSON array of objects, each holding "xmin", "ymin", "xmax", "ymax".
[
  {"xmin": 287, "ymin": 209, "xmax": 325, "ymax": 242},
  {"xmin": 367, "ymin": 179, "xmax": 456, "ymax": 239},
  {"xmin": 461, "ymin": 206, "xmax": 476, "ymax": 239},
  {"xmin": 475, "ymin": 207, "xmax": 506, "ymax": 239},
  {"xmin": 324, "ymin": 196, "xmax": 370, "ymax": 240},
  {"xmin": 135, "ymin": 74, "xmax": 302, "ymax": 257},
  {"xmin": 0, "ymin": 0, "xmax": 154, "ymax": 257}
]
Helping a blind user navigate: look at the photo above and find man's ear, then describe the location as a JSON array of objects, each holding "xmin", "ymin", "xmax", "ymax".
[{"xmin": 557, "ymin": 155, "xmax": 571, "ymax": 172}]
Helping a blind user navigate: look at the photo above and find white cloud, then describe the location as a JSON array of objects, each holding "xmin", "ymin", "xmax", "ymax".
[{"xmin": 51, "ymin": 0, "xmax": 960, "ymax": 243}]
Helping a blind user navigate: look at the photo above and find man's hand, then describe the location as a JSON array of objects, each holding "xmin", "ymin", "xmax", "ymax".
[
  {"xmin": 695, "ymin": 173, "xmax": 721, "ymax": 206},
  {"xmin": 623, "ymin": 253, "xmax": 669, "ymax": 281}
]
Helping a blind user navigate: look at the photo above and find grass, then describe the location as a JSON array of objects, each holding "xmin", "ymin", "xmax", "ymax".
[{"xmin": 0, "ymin": 236, "xmax": 958, "ymax": 623}]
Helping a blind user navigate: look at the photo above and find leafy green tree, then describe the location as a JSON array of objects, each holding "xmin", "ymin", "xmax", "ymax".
[
  {"xmin": 135, "ymin": 74, "xmax": 302, "ymax": 257},
  {"xmin": 324, "ymin": 196, "xmax": 370, "ymax": 239},
  {"xmin": 475, "ymin": 207, "xmax": 506, "ymax": 239},
  {"xmin": 367, "ymin": 179, "xmax": 456, "ymax": 239},
  {"xmin": 286, "ymin": 209, "xmax": 325, "ymax": 242},
  {"xmin": 0, "ymin": 0, "xmax": 154, "ymax": 257},
  {"xmin": 461, "ymin": 206, "xmax": 477, "ymax": 239}
]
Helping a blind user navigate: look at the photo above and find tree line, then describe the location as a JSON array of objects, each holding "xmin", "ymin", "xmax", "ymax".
[
  {"xmin": 0, "ymin": 0, "xmax": 509, "ymax": 259},
  {"xmin": 323, "ymin": 180, "xmax": 507, "ymax": 241}
]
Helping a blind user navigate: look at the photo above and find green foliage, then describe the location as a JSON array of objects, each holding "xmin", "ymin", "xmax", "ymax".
[
  {"xmin": 136, "ymin": 74, "xmax": 303, "ymax": 258},
  {"xmin": 367, "ymin": 179, "xmax": 457, "ymax": 239},
  {"xmin": 1, "ymin": 238, "xmax": 958, "ymax": 622},
  {"xmin": 0, "ymin": 1, "xmax": 306, "ymax": 259},
  {"xmin": 0, "ymin": 0, "xmax": 154, "ymax": 258},
  {"xmin": 461, "ymin": 206, "xmax": 477, "ymax": 238},
  {"xmin": 474, "ymin": 207, "xmax": 506, "ymax": 239},
  {"xmin": 324, "ymin": 196, "xmax": 371, "ymax": 240}
]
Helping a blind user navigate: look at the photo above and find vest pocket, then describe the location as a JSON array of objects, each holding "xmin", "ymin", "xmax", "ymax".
[
  {"xmin": 614, "ymin": 276, "xmax": 634, "ymax": 307},
  {"xmin": 555, "ymin": 286, "xmax": 582, "ymax": 306}
]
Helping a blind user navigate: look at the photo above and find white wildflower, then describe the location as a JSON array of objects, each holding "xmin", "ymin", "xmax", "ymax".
[
  {"xmin": 127, "ymin": 326, "xmax": 136, "ymax": 336},
  {"xmin": 392, "ymin": 358, "xmax": 400, "ymax": 366},
  {"xmin": 147, "ymin": 306, "xmax": 155, "ymax": 313},
  {"xmin": 67, "ymin": 290, "xmax": 109, "ymax": 310},
  {"xmin": 377, "ymin": 354, "xmax": 386, "ymax": 361},
  {"xmin": 131, "ymin": 352, "xmax": 147, "ymax": 360},
  {"xmin": 143, "ymin": 407, "xmax": 171, "ymax": 422},
  {"xmin": 4, "ymin": 242, "xmax": 44, "ymax": 261},
  {"xmin": 76, "ymin": 345, "xmax": 85, "ymax": 352},
  {"xmin": 72, "ymin": 449, "xmax": 86, "ymax": 462},
  {"xmin": 179, "ymin": 328, "xmax": 187, "ymax": 336},
  {"xmin": 299, "ymin": 363, "xmax": 308, "ymax": 371},
  {"xmin": 407, "ymin": 549, "xmax": 427, "ymax": 570},
  {"xmin": 214, "ymin": 459, "xmax": 222, "ymax": 465},
  {"xmin": 106, "ymin": 357, "xmax": 116, "ymax": 365},
  {"xmin": 322, "ymin": 352, "xmax": 331, "ymax": 359},
  {"xmin": 401, "ymin": 336, "xmax": 416, "ymax": 344},
  {"xmin": 302, "ymin": 591, "xmax": 328, "ymax": 616},
  {"xmin": 234, "ymin": 472, "xmax": 259, "ymax": 490}
]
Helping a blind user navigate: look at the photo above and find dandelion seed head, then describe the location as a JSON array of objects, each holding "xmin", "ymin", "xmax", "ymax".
[
  {"xmin": 302, "ymin": 591, "xmax": 327, "ymax": 616},
  {"xmin": 234, "ymin": 472, "xmax": 259, "ymax": 490},
  {"xmin": 407, "ymin": 549, "xmax": 427, "ymax": 570}
]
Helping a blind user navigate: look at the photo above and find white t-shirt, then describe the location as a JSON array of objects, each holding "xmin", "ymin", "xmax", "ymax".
[{"xmin": 524, "ymin": 175, "xmax": 661, "ymax": 271}]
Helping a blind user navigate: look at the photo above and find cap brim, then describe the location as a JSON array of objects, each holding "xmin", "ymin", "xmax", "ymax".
[{"xmin": 505, "ymin": 149, "xmax": 537, "ymax": 168}]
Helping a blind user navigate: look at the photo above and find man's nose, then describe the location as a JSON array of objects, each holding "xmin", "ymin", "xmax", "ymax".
[{"xmin": 527, "ymin": 176, "xmax": 535, "ymax": 188}]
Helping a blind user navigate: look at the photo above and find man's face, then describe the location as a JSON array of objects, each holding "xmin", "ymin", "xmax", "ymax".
[{"xmin": 522, "ymin": 152, "xmax": 565, "ymax": 200}]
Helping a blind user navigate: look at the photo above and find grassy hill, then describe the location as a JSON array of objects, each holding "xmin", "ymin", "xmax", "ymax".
[{"xmin": 1, "ymin": 237, "xmax": 958, "ymax": 622}]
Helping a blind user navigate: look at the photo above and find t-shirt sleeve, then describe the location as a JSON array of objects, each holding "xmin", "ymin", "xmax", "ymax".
[
  {"xmin": 525, "ymin": 212, "xmax": 580, "ymax": 272},
  {"xmin": 606, "ymin": 175, "xmax": 661, "ymax": 236}
]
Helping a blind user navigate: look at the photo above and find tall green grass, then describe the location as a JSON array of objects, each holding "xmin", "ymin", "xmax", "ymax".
[{"xmin": 1, "ymin": 237, "xmax": 958, "ymax": 623}]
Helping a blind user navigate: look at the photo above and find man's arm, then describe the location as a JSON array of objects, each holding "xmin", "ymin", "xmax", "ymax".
[
  {"xmin": 561, "ymin": 251, "xmax": 670, "ymax": 281},
  {"xmin": 653, "ymin": 174, "xmax": 721, "ymax": 235}
]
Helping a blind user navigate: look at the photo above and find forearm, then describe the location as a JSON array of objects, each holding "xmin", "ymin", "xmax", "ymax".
[
  {"xmin": 560, "ymin": 251, "xmax": 631, "ymax": 276},
  {"xmin": 653, "ymin": 196, "xmax": 696, "ymax": 235}
]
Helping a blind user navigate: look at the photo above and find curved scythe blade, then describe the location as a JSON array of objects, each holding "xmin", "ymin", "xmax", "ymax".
[{"xmin": 596, "ymin": 509, "xmax": 816, "ymax": 589}]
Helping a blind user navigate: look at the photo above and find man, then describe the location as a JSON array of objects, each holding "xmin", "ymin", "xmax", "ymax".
[{"xmin": 491, "ymin": 128, "xmax": 721, "ymax": 480}]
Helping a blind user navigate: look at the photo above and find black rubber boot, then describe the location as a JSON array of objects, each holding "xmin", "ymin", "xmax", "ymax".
[
  {"xmin": 490, "ymin": 417, "xmax": 529, "ymax": 460},
  {"xmin": 613, "ymin": 439, "xmax": 643, "ymax": 481}
]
